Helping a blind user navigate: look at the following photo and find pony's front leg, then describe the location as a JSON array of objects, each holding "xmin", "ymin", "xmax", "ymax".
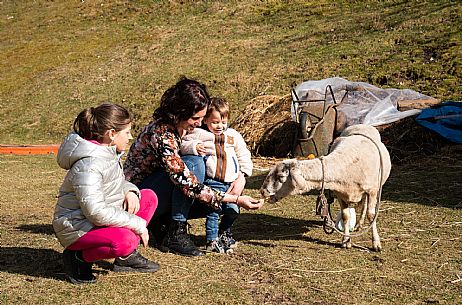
[
  {"xmin": 355, "ymin": 194, "xmax": 368, "ymax": 231},
  {"xmin": 339, "ymin": 200, "xmax": 352, "ymax": 249}
]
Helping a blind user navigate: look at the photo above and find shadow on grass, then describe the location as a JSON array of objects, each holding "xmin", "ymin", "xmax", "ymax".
[
  {"xmin": 235, "ymin": 213, "xmax": 342, "ymax": 249},
  {"xmin": 381, "ymin": 162, "xmax": 462, "ymax": 208},
  {"xmin": 245, "ymin": 236, "xmax": 340, "ymax": 250},
  {"xmin": 192, "ymin": 212, "xmax": 332, "ymax": 248},
  {"xmin": 235, "ymin": 213, "xmax": 323, "ymax": 241},
  {"xmin": 17, "ymin": 224, "xmax": 54, "ymax": 235},
  {"xmin": 0, "ymin": 247, "xmax": 63, "ymax": 279},
  {"xmin": 0, "ymin": 247, "xmax": 111, "ymax": 280}
]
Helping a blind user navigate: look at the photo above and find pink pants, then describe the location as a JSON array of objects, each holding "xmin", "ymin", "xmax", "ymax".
[{"xmin": 67, "ymin": 189, "xmax": 158, "ymax": 262}]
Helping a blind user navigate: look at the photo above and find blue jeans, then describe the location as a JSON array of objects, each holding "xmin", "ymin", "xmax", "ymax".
[
  {"xmin": 138, "ymin": 155, "xmax": 209, "ymax": 222},
  {"xmin": 203, "ymin": 178, "xmax": 240, "ymax": 242}
]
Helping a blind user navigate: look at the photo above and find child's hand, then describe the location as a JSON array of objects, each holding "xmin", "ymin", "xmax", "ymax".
[
  {"xmin": 196, "ymin": 143, "xmax": 207, "ymax": 155},
  {"xmin": 124, "ymin": 191, "xmax": 140, "ymax": 214},
  {"xmin": 140, "ymin": 228, "xmax": 149, "ymax": 247}
]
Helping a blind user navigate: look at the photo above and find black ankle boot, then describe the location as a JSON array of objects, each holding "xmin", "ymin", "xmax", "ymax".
[
  {"xmin": 160, "ymin": 220, "xmax": 203, "ymax": 257},
  {"xmin": 148, "ymin": 214, "xmax": 171, "ymax": 249},
  {"xmin": 62, "ymin": 249, "xmax": 96, "ymax": 285}
]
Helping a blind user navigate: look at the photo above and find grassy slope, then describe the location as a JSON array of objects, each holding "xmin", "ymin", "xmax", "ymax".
[{"xmin": 0, "ymin": 0, "xmax": 460, "ymax": 144}]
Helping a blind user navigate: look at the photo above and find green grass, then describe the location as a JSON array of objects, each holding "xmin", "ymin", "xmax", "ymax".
[{"xmin": 0, "ymin": 0, "xmax": 460, "ymax": 144}]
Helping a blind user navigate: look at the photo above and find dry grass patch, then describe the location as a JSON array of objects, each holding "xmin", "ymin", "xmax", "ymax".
[{"xmin": 1, "ymin": 154, "xmax": 461, "ymax": 304}]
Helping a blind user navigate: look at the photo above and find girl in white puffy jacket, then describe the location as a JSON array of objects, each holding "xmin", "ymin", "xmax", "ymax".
[{"xmin": 53, "ymin": 103, "xmax": 159, "ymax": 284}]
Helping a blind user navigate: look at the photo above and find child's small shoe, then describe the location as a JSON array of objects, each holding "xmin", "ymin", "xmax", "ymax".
[
  {"xmin": 206, "ymin": 238, "xmax": 233, "ymax": 254},
  {"xmin": 219, "ymin": 230, "xmax": 237, "ymax": 249}
]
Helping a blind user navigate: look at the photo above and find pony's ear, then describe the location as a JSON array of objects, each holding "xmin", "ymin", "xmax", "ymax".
[{"xmin": 289, "ymin": 162, "xmax": 305, "ymax": 190}]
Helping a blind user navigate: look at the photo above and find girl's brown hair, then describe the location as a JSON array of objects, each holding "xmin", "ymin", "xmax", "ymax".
[{"xmin": 73, "ymin": 103, "xmax": 132, "ymax": 141}]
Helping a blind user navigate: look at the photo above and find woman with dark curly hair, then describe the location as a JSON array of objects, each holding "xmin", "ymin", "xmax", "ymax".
[{"xmin": 124, "ymin": 77, "xmax": 264, "ymax": 257}]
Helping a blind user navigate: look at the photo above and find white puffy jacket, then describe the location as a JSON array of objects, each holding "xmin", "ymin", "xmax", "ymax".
[
  {"xmin": 180, "ymin": 127, "xmax": 253, "ymax": 183},
  {"xmin": 52, "ymin": 132, "xmax": 145, "ymax": 248}
]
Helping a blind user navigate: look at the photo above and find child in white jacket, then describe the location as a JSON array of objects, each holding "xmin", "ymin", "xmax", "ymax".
[
  {"xmin": 180, "ymin": 97, "xmax": 252, "ymax": 253},
  {"xmin": 53, "ymin": 103, "xmax": 159, "ymax": 284}
]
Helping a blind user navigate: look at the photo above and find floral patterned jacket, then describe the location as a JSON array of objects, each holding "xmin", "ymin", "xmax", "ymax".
[{"xmin": 123, "ymin": 120, "xmax": 224, "ymax": 209}]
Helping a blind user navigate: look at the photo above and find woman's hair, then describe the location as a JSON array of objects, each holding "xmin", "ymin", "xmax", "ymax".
[
  {"xmin": 153, "ymin": 76, "xmax": 210, "ymax": 125},
  {"xmin": 73, "ymin": 103, "xmax": 132, "ymax": 141},
  {"xmin": 206, "ymin": 97, "xmax": 230, "ymax": 120}
]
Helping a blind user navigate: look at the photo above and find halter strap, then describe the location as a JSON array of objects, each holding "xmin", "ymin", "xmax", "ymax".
[{"xmin": 319, "ymin": 156, "xmax": 326, "ymax": 194}]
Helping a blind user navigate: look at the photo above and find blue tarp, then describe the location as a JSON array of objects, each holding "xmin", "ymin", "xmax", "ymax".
[{"xmin": 416, "ymin": 101, "xmax": 462, "ymax": 144}]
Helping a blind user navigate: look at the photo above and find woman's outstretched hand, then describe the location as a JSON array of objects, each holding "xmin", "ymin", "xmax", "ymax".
[{"xmin": 237, "ymin": 195, "xmax": 265, "ymax": 210}]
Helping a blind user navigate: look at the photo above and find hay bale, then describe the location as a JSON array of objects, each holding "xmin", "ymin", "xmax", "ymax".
[
  {"xmin": 379, "ymin": 116, "xmax": 454, "ymax": 164},
  {"xmin": 231, "ymin": 94, "xmax": 295, "ymax": 157}
]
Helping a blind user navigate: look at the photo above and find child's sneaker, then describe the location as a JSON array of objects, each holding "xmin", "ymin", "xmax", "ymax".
[
  {"xmin": 219, "ymin": 230, "xmax": 237, "ymax": 249},
  {"xmin": 62, "ymin": 249, "xmax": 96, "ymax": 285},
  {"xmin": 206, "ymin": 238, "xmax": 233, "ymax": 254},
  {"xmin": 113, "ymin": 249, "xmax": 160, "ymax": 273}
]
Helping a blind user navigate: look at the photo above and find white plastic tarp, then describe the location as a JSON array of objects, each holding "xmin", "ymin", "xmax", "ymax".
[{"xmin": 291, "ymin": 77, "xmax": 428, "ymax": 128}]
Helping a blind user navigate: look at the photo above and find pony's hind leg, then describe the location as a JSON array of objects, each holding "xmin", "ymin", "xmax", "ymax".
[{"xmin": 367, "ymin": 193, "xmax": 382, "ymax": 251}]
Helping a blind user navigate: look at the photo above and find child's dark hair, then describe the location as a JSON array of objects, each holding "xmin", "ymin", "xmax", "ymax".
[
  {"xmin": 153, "ymin": 76, "xmax": 210, "ymax": 125},
  {"xmin": 73, "ymin": 103, "xmax": 132, "ymax": 141},
  {"xmin": 207, "ymin": 97, "xmax": 230, "ymax": 120}
]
